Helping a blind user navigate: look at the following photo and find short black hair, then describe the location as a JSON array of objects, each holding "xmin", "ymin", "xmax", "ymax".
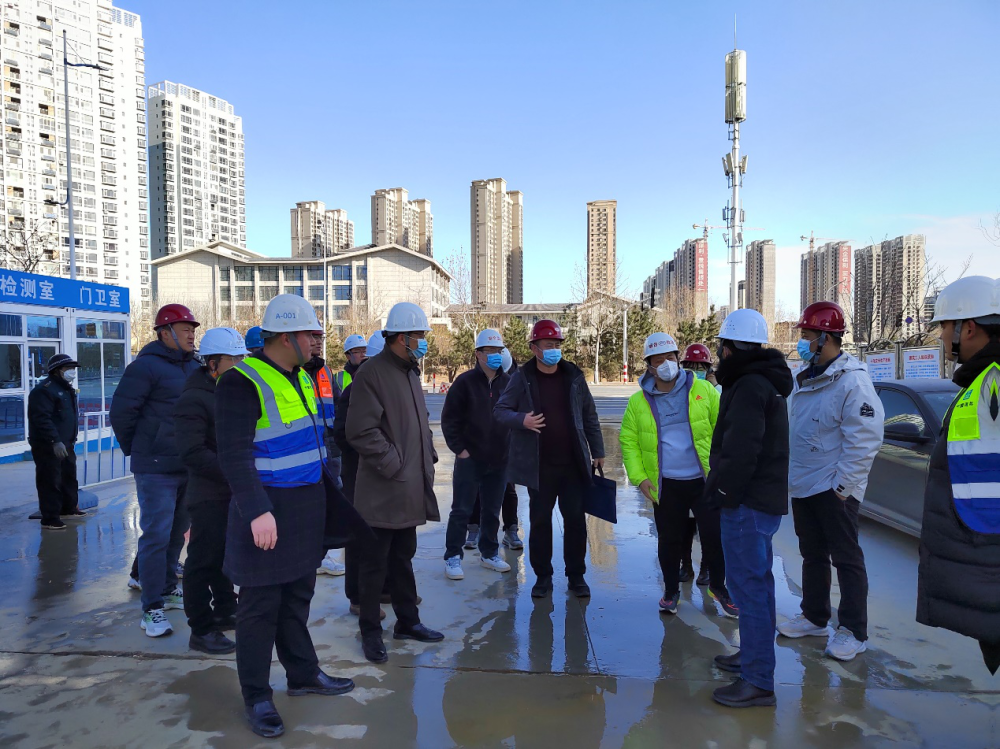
[{"xmin": 978, "ymin": 322, "xmax": 1000, "ymax": 338}]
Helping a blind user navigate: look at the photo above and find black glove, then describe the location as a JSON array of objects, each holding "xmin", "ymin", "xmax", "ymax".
[{"xmin": 53, "ymin": 442, "xmax": 69, "ymax": 460}]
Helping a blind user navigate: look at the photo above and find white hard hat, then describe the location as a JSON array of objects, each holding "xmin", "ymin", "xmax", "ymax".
[
  {"xmin": 931, "ymin": 276, "xmax": 1000, "ymax": 323},
  {"xmin": 199, "ymin": 327, "xmax": 250, "ymax": 357},
  {"xmin": 718, "ymin": 308, "xmax": 769, "ymax": 344},
  {"xmin": 384, "ymin": 301, "xmax": 430, "ymax": 333},
  {"xmin": 261, "ymin": 294, "xmax": 323, "ymax": 334},
  {"xmin": 643, "ymin": 332, "xmax": 679, "ymax": 358},
  {"xmin": 366, "ymin": 330, "xmax": 386, "ymax": 357},
  {"xmin": 343, "ymin": 334, "xmax": 367, "ymax": 353},
  {"xmin": 500, "ymin": 347, "xmax": 513, "ymax": 373},
  {"xmin": 475, "ymin": 328, "xmax": 504, "ymax": 348}
]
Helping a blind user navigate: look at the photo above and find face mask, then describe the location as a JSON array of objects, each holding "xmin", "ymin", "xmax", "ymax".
[
  {"xmin": 797, "ymin": 339, "xmax": 816, "ymax": 362},
  {"xmin": 540, "ymin": 349, "xmax": 562, "ymax": 366},
  {"xmin": 692, "ymin": 369, "xmax": 707, "ymax": 380},
  {"xmin": 62, "ymin": 370, "xmax": 77, "ymax": 384},
  {"xmin": 485, "ymin": 353, "xmax": 503, "ymax": 370},
  {"xmin": 409, "ymin": 337, "xmax": 428, "ymax": 360},
  {"xmin": 656, "ymin": 360, "xmax": 679, "ymax": 382}
]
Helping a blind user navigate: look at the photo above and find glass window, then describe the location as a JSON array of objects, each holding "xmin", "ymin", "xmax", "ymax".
[
  {"xmin": 356, "ymin": 265, "xmax": 367, "ymax": 280},
  {"xmin": 103, "ymin": 343, "xmax": 126, "ymax": 412},
  {"xmin": 285, "ymin": 286, "xmax": 303, "ymax": 297},
  {"xmin": 258, "ymin": 266, "xmax": 278, "ymax": 282},
  {"xmin": 219, "ymin": 286, "xmax": 231, "ymax": 302},
  {"xmin": 283, "ymin": 266, "xmax": 303, "ymax": 282},
  {"xmin": 102, "ymin": 321, "xmax": 125, "ymax": 340},
  {"xmin": 77, "ymin": 319, "xmax": 101, "ymax": 339},
  {"xmin": 0, "ymin": 395, "xmax": 25, "ymax": 445},
  {"xmin": 922, "ymin": 391, "xmax": 960, "ymax": 425},
  {"xmin": 234, "ymin": 266, "xmax": 254, "ymax": 282},
  {"xmin": 28, "ymin": 344, "xmax": 56, "ymax": 388},
  {"xmin": 307, "ymin": 286, "xmax": 324, "ymax": 301},
  {"xmin": 0, "ymin": 314, "xmax": 23, "ymax": 337},
  {"xmin": 877, "ymin": 388, "xmax": 926, "ymax": 433},
  {"xmin": 219, "ymin": 266, "xmax": 230, "ymax": 282},
  {"xmin": 331, "ymin": 264, "xmax": 350, "ymax": 281},
  {"xmin": 76, "ymin": 342, "xmax": 103, "ymax": 414},
  {"xmin": 236, "ymin": 286, "xmax": 255, "ymax": 301},
  {"xmin": 0, "ymin": 344, "xmax": 23, "ymax": 389},
  {"xmin": 259, "ymin": 285, "xmax": 278, "ymax": 301},
  {"xmin": 307, "ymin": 265, "xmax": 324, "ymax": 281},
  {"xmin": 27, "ymin": 316, "xmax": 60, "ymax": 339}
]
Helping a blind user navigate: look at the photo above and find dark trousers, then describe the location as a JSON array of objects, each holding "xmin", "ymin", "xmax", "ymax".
[
  {"xmin": 470, "ymin": 483, "xmax": 519, "ymax": 530},
  {"xmin": 527, "ymin": 463, "xmax": 587, "ymax": 578},
  {"xmin": 236, "ymin": 573, "xmax": 320, "ymax": 706},
  {"xmin": 681, "ymin": 517, "xmax": 697, "ymax": 566},
  {"xmin": 653, "ymin": 477, "xmax": 727, "ymax": 597},
  {"xmin": 792, "ymin": 490, "xmax": 869, "ymax": 641},
  {"xmin": 445, "ymin": 458, "xmax": 507, "ymax": 559},
  {"xmin": 358, "ymin": 526, "xmax": 420, "ymax": 636},
  {"xmin": 31, "ymin": 442, "xmax": 78, "ymax": 523},
  {"xmin": 184, "ymin": 501, "xmax": 238, "ymax": 636}
]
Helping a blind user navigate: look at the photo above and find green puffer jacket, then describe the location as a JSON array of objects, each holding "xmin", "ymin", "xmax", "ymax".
[{"xmin": 619, "ymin": 373, "xmax": 720, "ymax": 503}]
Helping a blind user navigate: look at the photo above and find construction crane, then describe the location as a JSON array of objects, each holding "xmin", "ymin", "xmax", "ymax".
[{"xmin": 800, "ymin": 231, "xmax": 849, "ymax": 253}]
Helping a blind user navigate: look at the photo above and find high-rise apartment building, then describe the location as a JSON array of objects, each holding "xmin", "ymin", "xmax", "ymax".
[
  {"xmin": 745, "ymin": 239, "xmax": 776, "ymax": 333},
  {"xmin": 800, "ymin": 241, "xmax": 851, "ymax": 312},
  {"xmin": 854, "ymin": 234, "xmax": 926, "ymax": 342},
  {"xmin": 147, "ymin": 81, "xmax": 245, "ymax": 259},
  {"xmin": 1, "ymin": 1, "xmax": 150, "ymax": 304},
  {"xmin": 470, "ymin": 178, "xmax": 522, "ymax": 305},
  {"xmin": 290, "ymin": 200, "xmax": 354, "ymax": 258},
  {"xmin": 586, "ymin": 200, "xmax": 616, "ymax": 297},
  {"xmin": 641, "ymin": 238, "xmax": 709, "ymax": 321},
  {"xmin": 371, "ymin": 188, "xmax": 432, "ymax": 255}
]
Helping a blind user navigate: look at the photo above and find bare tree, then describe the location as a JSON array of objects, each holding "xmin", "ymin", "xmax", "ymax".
[
  {"xmin": 0, "ymin": 218, "xmax": 58, "ymax": 273},
  {"xmin": 980, "ymin": 210, "xmax": 1000, "ymax": 247},
  {"xmin": 571, "ymin": 261, "xmax": 632, "ymax": 383}
]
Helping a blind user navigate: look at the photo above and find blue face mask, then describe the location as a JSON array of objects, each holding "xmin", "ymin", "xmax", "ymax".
[
  {"xmin": 410, "ymin": 337, "xmax": 428, "ymax": 359},
  {"xmin": 692, "ymin": 369, "xmax": 707, "ymax": 380},
  {"xmin": 485, "ymin": 353, "xmax": 503, "ymax": 370},
  {"xmin": 797, "ymin": 339, "xmax": 815, "ymax": 362},
  {"xmin": 541, "ymin": 349, "xmax": 562, "ymax": 366}
]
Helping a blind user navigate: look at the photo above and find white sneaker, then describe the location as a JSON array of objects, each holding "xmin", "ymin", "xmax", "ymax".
[
  {"xmin": 140, "ymin": 609, "xmax": 173, "ymax": 638},
  {"xmin": 480, "ymin": 555, "xmax": 511, "ymax": 573},
  {"xmin": 825, "ymin": 626, "xmax": 867, "ymax": 661},
  {"xmin": 127, "ymin": 576, "xmax": 142, "ymax": 591},
  {"xmin": 445, "ymin": 556, "xmax": 464, "ymax": 580},
  {"xmin": 162, "ymin": 586, "xmax": 184, "ymax": 610},
  {"xmin": 776, "ymin": 613, "xmax": 829, "ymax": 638},
  {"xmin": 318, "ymin": 556, "xmax": 346, "ymax": 576}
]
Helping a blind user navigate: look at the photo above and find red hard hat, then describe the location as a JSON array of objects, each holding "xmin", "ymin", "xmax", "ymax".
[
  {"xmin": 154, "ymin": 303, "xmax": 200, "ymax": 329},
  {"xmin": 681, "ymin": 343, "xmax": 712, "ymax": 364},
  {"xmin": 795, "ymin": 301, "xmax": 846, "ymax": 333},
  {"xmin": 530, "ymin": 319, "xmax": 564, "ymax": 343}
]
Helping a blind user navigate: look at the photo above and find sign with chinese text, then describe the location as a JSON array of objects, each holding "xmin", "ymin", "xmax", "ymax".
[
  {"xmin": 0, "ymin": 268, "xmax": 128, "ymax": 313},
  {"xmin": 864, "ymin": 352, "xmax": 896, "ymax": 382},
  {"xmin": 902, "ymin": 347, "xmax": 941, "ymax": 380}
]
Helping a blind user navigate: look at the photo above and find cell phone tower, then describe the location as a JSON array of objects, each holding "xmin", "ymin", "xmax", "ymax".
[{"xmin": 722, "ymin": 22, "xmax": 748, "ymax": 314}]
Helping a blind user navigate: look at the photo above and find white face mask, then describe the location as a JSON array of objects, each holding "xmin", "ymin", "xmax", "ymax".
[
  {"xmin": 62, "ymin": 370, "xmax": 77, "ymax": 384},
  {"xmin": 656, "ymin": 360, "xmax": 679, "ymax": 382}
]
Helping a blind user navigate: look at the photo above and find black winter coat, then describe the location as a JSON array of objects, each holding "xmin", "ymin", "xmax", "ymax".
[
  {"xmin": 441, "ymin": 364, "xmax": 511, "ymax": 468},
  {"xmin": 334, "ymin": 381, "xmax": 359, "ymax": 502},
  {"xmin": 494, "ymin": 358, "xmax": 604, "ymax": 490},
  {"xmin": 109, "ymin": 340, "xmax": 199, "ymax": 474},
  {"xmin": 173, "ymin": 367, "xmax": 230, "ymax": 505},
  {"xmin": 917, "ymin": 341, "xmax": 1000, "ymax": 651},
  {"xmin": 704, "ymin": 346, "xmax": 794, "ymax": 515},
  {"xmin": 28, "ymin": 375, "xmax": 78, "ymax": 446}
]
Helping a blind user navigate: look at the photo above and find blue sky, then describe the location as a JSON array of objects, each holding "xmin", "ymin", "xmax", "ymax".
[{"xmin": 131, "ymin": 0, "xmax": 999, "ymax": 313}]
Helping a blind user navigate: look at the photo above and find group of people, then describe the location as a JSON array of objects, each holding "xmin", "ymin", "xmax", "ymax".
[{"xmin": 25, "ymin": 273, "xmax": 1000, "ymax": 734}]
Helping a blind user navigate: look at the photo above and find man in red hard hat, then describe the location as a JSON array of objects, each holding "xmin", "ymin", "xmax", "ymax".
[
  {"xmin": 682, "ymin": 343, "xmax": 721, "ymax": 392},
  {"xmin": 778, "ymin": 301, "xmax": 883, "ymax": 663},
  {"xmin": 495, "ymin": 319, "xmax": 604, "ymax": 599},
  {"xmin": 110, "ymin": 303, "xmax": 201, "ymax": 638}
]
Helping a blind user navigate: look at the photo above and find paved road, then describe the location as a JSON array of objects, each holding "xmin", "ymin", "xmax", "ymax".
[{"xmin": 426, "ymin": 393, "xmax": 629, "ymax": 423}]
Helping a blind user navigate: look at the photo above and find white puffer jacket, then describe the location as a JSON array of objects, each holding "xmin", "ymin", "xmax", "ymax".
[{"xmin": 788, "ymin": 353, "xmax": 884, "ymax": 501}]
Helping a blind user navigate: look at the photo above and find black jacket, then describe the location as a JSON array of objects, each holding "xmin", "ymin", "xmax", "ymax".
[
  {"xmin": 917, "ymin": 340, "xmax": 1000, "ymax": 653},
  {"xmin": 109, "ymin": 339, "xmax": 199, "ymax": 474},
  {"xmin": 704, "ymin": 346, "xmax": 794, "ymax": 515},
  {"xmin": 28, "ymin": 375, "xmax": 78, "ymax": 446},
  {"xmin": 494, "ymin": 358, "xmax": 604, "ymax": 489},
  {"xmin": 333, "ymin": 381, "xmax": 359, "ymax": 502},
  {"xmin": 441, "ymin": 364, "xmax": 511, "ymax": 468},
  {"xmin": 174, "ymin": 367, "xmax": 230, "ymax": 505}
]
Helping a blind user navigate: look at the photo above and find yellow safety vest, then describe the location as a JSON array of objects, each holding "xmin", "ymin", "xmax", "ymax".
[{"xmin": 947, "ymin": 362, "xmax": 1000, "ymax": 534}]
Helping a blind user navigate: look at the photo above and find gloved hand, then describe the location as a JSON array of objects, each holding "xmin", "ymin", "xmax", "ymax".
[{"xmin": 53, "ymin": 442, "xmax": 69, "ymax": 460}]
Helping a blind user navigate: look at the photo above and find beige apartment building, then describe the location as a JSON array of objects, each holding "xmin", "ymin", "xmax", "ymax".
[
  {"xmin": 371, "ymin": 188, "xmax": 432, "ymax": 256},
  {"xmin": 745, "ymin": 239, "xmax": 776, "ymax": 333},
  {"xmin": 641, "ymin": 238, "xmax": 709, "ymax": 321},
  {"xmin": 854, "ymin": 234, "xmax": 926, "ymax": 342},
  {"xmin": 470, "ymin": 178, "xmax": 523, "ymax": 305},
  {"xmin": 800, "ymin": 240, "xmax": 852, "ymax": 311},
  {"xmin": 586, "ymin": 200, "xmax": 616, "ymax": 297},
  {"xmin": 290, "ymin": 200, "xmax": 354, "ymax": 258}
]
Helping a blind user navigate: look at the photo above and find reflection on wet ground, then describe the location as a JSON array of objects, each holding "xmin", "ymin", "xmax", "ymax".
[{"xmin": 0, "ymin": 426, "xmax": 996, "ymax": 748}]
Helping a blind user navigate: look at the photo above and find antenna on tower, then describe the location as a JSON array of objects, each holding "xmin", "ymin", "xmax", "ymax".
[{"xmin": 734, "ymin": 14, "xmax": 737, "ymax": 48}]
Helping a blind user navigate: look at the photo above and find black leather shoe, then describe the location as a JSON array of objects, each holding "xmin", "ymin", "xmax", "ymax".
[
  {"xmin": 213, "ymin": 614, "xmax": 237, "ymax": 631},
  {"xmin": 394, "ymin": 623, "xmax": 444, "ymax": 642},
  {"xmin": 678, "ymin": 562, "xmax": 695, "ymax": 583},
  {"xmin": 245, "ymin": 699, "xmax": 284, "ymax": 738},
  {"xmin": 362, "ymin": 633, "xmax": 388, "ymax": 663},
  {"xmin": 712, "ymin": 677, "xmax": 776, "ymax": 708},
  {"xmin": 189, "ymin": 631, "xmax": 236, "ymax": 655},
  {"xmin": 288, "ymin": 670, "xmax": 355, "ymax": 696},
  {"xmin": 531, "ymin": 575, "xmax": 553, "ymax": 598},
  {"xmin": 568, "ymin": 576, "xmax": 591, "ymax": 598},
  {"xmin": 696, "ymin": 567, "xmax": 711, "ymax": 587},
  {"xmin": 713, "ymin": 650, "xmax": 742, "ymax": 673}
]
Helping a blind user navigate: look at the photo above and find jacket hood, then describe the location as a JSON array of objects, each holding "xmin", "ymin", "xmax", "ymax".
[
  {"xmin": 138, "ymin": 339, "xmax": 195, "ymax": 364},
  {"xmin": 184, "ymin": 366, "xmax": 217, "ymax": 394},
  {"xmin": 796, "ymin": 351, "xmax": 865, "ymax": 390},
  {"xmin": 641, "ymin": 368, "xmax": 691, "ymax": 395},
  {"xmin": 955, "ymin": 340, "xmax": 1000, "ymax": 388},
  {"xmin": 717, "ymin": 346, "xmax": 794, "ymax": 398}
]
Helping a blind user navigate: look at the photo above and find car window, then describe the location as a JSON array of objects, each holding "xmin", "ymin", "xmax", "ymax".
[
  {"xmin": 922, "ymin": 391, "xmax": 959, "ymax": 425},
  {"xmin": 877, "ymin": 389, "xmax": 925, "ymax": 433}
]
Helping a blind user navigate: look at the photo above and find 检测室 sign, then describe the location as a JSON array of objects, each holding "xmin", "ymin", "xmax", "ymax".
[
  {"xmin": 865, "ymin": 352, "xmax": 896, "ymax": 382},
  {"xmin": 0, "ymin": 267, "xmax": 129, "ymax": 313},
  {"xmin": 902, "ymin": 347, "xmax": 941, "ymax": 380}
]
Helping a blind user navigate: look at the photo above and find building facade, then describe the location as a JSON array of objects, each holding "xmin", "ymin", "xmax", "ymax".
[
  {"xmin": 1, "ymin": 1, "xmax": 150, "ymax": 306},
  {"xmin": 641, "ymin": 238, "xmax": 709, "ymax": 321},
  {"xmin": 800, "ymin": 240, "xmax": 851, "ymax": 312},
  {"xmin": 745, "ymin": 239, "xmax": 776, "ymax": 333},
  {"xmin": 508, "ymin": 191, "xmax": 523, "ymax": 304},
  {"xmin": 371, "ymin": 188, "xmax": 432, "ymax": 255},
  {"xmin": 854, "ymin": 234, "xmax": 926, "ymax": 342},
  {"xmin": 586, "ymin": 200, "xmax": 616, "ymax": 297},
  {"xmin": 147, "ymin": 81, "xmax": 245, "ymax": 260},
  {"xmin": 471, "ymin": 178, "xmax": 523, "ymax": 305},
  {"xmin": 290, "ymin": 200, "xmax": 354, "ymax": 258}
]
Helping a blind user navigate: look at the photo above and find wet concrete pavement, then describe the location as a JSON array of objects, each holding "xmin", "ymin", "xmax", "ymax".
[{"xmin": 0, "ymin": 425, "xmax": 996, "ymax": 748}]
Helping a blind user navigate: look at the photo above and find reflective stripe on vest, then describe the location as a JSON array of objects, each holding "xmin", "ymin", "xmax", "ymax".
[
  {"xmin": 947, "ymin": 361, "xmax": 1000, "ymax": 534},
  {"xmin": 314, "ymin": 365, "xmax": 337, "ymax": 423},
  {"xmin": 233, "ymin": 358, "xmax": 326, "ymax": 487}
]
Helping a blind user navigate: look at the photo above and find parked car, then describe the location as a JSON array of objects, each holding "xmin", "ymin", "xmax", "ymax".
[{"xmin": 863, "ymin": 378, "xmax": 961, "ymax": 537}]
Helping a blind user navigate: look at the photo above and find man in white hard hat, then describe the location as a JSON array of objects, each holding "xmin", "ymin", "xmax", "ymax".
[
  {"xmin": 703, "ymin": 309, "xmax": 793, "ymax": 709},
  {"xmin": 174, "ymin": 327, "xmax": 247, "ymax": 656},
  {"xmin": 335, "ymin": 333, "xmax": 368, "ymax": 395},
  {"xmin": 347, "ymin": 302, "xmax": 444, "ymax": 663},
  {"xmin": 216, "ymin": 295, "xmax": 355, "ymax": 739},
  {"xmin": 916, "ymin": 276, "xmax": 1000, "ymax": 674},
  {"xmin": 441, "ymin": 329, "xmax": 513, "ymax": 581}
]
